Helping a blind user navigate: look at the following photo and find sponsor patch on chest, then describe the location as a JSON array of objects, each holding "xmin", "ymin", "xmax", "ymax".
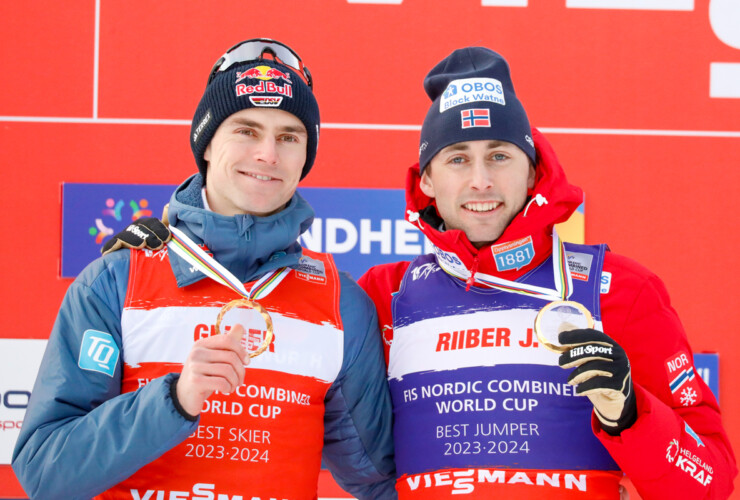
[
  {"xmin": 491, "ymin": 236, "xmax": 535, "ymax": 272},
  {"xmin": 294, "ymin": 255, "xmax": 327, "ymax": 284},
  {"xmin": 432, "ymin": 246, "xmax": 469, "ymax": 276},
  {"xmin": 566, "ymin": 251, "xmax": 593, "ymax": 281}
]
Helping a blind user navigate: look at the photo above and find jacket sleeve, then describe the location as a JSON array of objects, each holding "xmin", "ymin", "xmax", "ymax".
[
  {"xmin": 322, "ymin": 272, "xmax": 397, "ymax": 500},
  {"xmin": 597, "ymin": 253, "xmax": 736, "ymax": 499},
  {"xmin": 11, "ymin": 250, "xmax": 198, "ymax": 500}
]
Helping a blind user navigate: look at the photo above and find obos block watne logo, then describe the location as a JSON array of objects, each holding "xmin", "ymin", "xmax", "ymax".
[{"xmin": 440, "ymin": 78, "xmax": 505, "ymax": 112}]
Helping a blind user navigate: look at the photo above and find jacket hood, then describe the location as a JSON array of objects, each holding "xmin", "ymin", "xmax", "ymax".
[
  {"xmin": 405, "ymin": 128, "xmax": 583, "ymax": 280},
  {"xmin": 167, "ymin": 173, "xmax": 315, "ymax": 287}
]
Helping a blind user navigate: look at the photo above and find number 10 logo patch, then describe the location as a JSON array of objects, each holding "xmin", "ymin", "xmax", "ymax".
[
  {"xmin": 78, "ymin": 329, "xmax": 120, "ymax": 377},
  {"xmin": 491, "ymin": 236, "xmax": 535, "ymax": 272}
]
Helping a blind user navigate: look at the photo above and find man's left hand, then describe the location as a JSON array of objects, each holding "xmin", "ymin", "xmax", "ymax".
[
  {"xmin": 101, "ymin": 217, "xmax": 171, "ymax": 256},
  {"xmin": 558, "ymin": 328, "xmax": 637, "ymax": 435}
]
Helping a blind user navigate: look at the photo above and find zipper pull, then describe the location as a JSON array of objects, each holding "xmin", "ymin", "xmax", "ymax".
[{"xmin": 465, "ymin": 257, "xmax": 480, "ymax": 291}]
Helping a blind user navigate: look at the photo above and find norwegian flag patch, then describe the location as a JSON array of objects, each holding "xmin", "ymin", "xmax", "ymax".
[
  {"xmin": 665, "ymin": 351, "xmax": 702, "ymax": 407},
  {"xmin": 461, "ymin": 108, "xmax": 491, "ymax": 129}
]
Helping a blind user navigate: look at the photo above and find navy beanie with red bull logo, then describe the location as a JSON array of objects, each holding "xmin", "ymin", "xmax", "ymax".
[
  {"xmin": 418, "ymin": 47, "xmax": 536, "ymax": 172},
  {"xmin": 191, "ymin": 58, "xmax": 320, "ymax": 180}
]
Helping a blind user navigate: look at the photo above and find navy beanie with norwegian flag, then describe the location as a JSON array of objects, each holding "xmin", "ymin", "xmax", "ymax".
[{"xmin": 418, "ymin": 47, "xmax": 536, "ymax": 172}]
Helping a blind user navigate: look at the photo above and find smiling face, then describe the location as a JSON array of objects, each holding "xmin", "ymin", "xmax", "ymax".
[
  {"xmin": 203, "ymin": 107, "xmax": 308, "ymax": 217},
  {"xmin": 420, "ymin": 139, "xmax": 536, "ymax": 248}
]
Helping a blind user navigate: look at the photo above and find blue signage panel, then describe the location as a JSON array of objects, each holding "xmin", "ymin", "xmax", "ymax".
[
  {"xmin": 297, "ymin": 188, "xmax": 431, "ymax": 279},
  {"xmin": 61, "ymin": 183, "xmax": 172, "ymax": 278},
  {"xmin": 693, "ymin": 353, "xmax": 720, "ymax": 402},
  {"xmin": 61, "ymin": 184, "xmax": 426, "ymax": 279}
]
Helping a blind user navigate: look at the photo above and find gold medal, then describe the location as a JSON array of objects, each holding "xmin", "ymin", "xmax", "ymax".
[
  {"xmin": 166, "ymin": 227, "xmax": 287, "ymax": 360},
  {"xmin": 215, "ymin": 299, "xmax": 274, "ymax": 358},
  {"xmin": 533, "ymin": 300, "xmax": 595, "ymax": 353}
]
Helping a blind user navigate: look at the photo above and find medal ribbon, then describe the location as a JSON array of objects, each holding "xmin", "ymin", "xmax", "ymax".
[
  {"xmin": 167, "ymin": 225, "xmax": 291, "ymax": 301},
  {"xmin": 435, "ymin": 230, "xmax": 573, "ymax": 302}
]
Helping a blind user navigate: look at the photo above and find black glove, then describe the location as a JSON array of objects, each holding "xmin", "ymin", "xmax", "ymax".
[
  {"xmin": 101, "ymin": 217, "xmax": 171, "ymax": 256},
  {"xmin": 558, "ymin": 328, "xmax": 637, "ymax": 436}
]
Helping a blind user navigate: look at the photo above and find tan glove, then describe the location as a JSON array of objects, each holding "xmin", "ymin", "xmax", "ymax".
[{"xmin": 559, "ymin": 328, "xmax": 637, "ymax": 435}]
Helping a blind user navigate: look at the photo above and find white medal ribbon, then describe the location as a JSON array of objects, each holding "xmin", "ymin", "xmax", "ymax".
[{"xmin": 434, "ymin": 229, "xmax": 573, "ymax": 302}]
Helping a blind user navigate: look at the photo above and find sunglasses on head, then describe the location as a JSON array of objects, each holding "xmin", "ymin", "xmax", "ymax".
[{"xmin": 206, "ymin": 38, "xmax": 313, "ymax": 89}]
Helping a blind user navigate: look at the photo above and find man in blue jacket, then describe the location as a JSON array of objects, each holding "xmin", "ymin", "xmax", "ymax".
[{"xmin": 12, "ymin": 38, "xmax": 395, "ymax": 500}]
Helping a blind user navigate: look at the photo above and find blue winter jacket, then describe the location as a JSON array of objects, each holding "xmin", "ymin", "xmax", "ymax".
[{"xmin": 12, "ymin": 174, "xmax": 396, "ymax": 499}]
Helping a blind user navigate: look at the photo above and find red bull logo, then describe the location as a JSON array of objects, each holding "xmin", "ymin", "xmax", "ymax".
[
  {"xmin": 264, "ymin": 67, "xmax": 292, "ymax": 82},
  {"xmin": 234, "ymin": 66, "xmax": 293, "ymax": 99},
  {"xmin": 235, "ymin": 67, "xmax": 263, "ymax": 83},
  {"xmin": 235, "ymin": 64, "xmax": 292, "ymax": 84},
  {"xmin": 236, "ymin": 80, "xmax": 292, "ymax": 98}
]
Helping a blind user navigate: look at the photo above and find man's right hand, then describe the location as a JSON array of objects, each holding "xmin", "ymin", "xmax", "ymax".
[
  {"xmin": 176, "ymin": 324, "xmax": 249, "ymax": 417},
  {"xmin": 101, "ymin": 217, "xmax": 172, "ymax": 256}
]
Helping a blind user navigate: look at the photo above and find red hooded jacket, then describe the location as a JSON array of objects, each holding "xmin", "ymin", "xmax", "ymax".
[{"xmin": 359, "ymin": 128, "xmax": 736, "ymax": 499}]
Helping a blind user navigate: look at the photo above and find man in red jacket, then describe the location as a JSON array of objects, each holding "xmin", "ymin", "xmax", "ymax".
[
  {"xmin": 105, "ymin": 46, "xmax": 737, "ymax": 499},
  {"xmin": 358, "ymin": 47, "xmax": 736, "ymax": 499}
]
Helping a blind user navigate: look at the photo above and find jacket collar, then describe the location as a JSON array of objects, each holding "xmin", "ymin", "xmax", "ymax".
[
  {"xmin": 167, "ymin": 174, "xmax": 315, "ymax": 287},
  {"xmin": 405, "ymin": 128, "xmax": 583, "ymax": 281}
]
